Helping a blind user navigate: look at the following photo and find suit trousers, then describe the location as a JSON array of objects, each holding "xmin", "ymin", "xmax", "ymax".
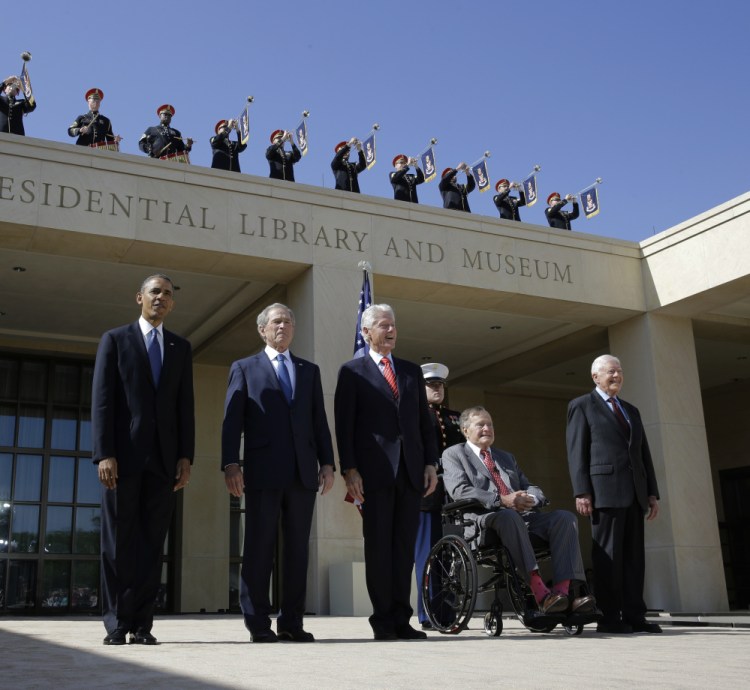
[
  {"xmin": 362, "ymin": 461, "xmax": 421, "ymax": 633},
  {"xmin": 591, "ymin": 501, "xmax": 647, "ymax": 624},
  {"xmin": 100, "ymin": 464, "xmax": 175, "ymax": 634},
  {"xmin": 240, "ymin": 476, "xmax": 317, "ymax": 633},
  {"xmin": 482, "ymin": 508, "xmax": 585, "ymax": 584},
  {"xmin": 414, "ymin": 509, "xmax": 442, "ymax": 623}
]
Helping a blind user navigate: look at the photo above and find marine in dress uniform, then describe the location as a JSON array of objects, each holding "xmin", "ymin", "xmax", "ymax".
[
  {"xmin": 266, "ymin": 129, "xmax": 302, "ymax": 181},
  {"xmin": 545, "ymin": 192, "xmax": 579, "ymax": 231},
  {"xmin": 493, "ymin": 179, "xmax": 526, "ymax": 221},
  {"xmin": 414, "ymin": 363, "xmax": 463, "ymax": 628},
  {"xmin": 331, "ymin": 139, "xmax": 367, "ymax": 193},
  {"xmin": 439, "ymin": 164, "xmax": 475, "ymax": 212},
  {"xmin": 210, "ymin": 119, "xmax": 247, "ymax": 172},
  {"xmin": 68, "ymin": 88, "xmax": 121, "ymax": 148},
  {"xmin": 389, "ymin": 154, "xmax": 425, "ymax": 203},
  {"xmin": 0, "ymin": 75, "xmax": 36, "ymax": 135},
  {"xmin": 139, "ymin": 104, "xmax": 193, "ymax": 159}
]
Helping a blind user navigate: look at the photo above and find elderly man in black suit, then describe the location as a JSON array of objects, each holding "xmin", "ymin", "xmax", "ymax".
[
  {"xmin": 566, "ymin": 354, "xmax": 661, "ymax": 634},
  {"xmin": 92, "ymin": 274, "xmax": 195, "ymax": 646},
  {"xmin": 334, "ymin": 304, "xmax": 438, "ymax": 640},
  {"xmin": 222, "ymin": 303, "xmax": 335, "ymax": 643},
  {"xmin": 443, "ymin": 406, "xmax": 596, "ymax": 616}
]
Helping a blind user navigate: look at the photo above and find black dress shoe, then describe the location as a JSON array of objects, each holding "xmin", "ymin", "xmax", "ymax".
[
  {"xmin": 250, "ymin": 629, "xmax": 278, "ymax": 643},
  {"xmin": 395, "ymin": 625, "xmax": 427, "ymax": 640},
  {"xmin": 596, "ymin": 621, "xmax": 633, "ymax": 634},
  {"xmin": 420, "ymin": 621, "xmax": 434, "ymax": 630},
  {"xmin": 373, "ymin": 630, "xmax": 398, "ymax": 641},
  {"xmin": 628, "ymin": 620, "xmax": 663, "ymax": 633},
  {"xmin": 131, "ymin": 630, "xmax": 158, "ymax": 645},
  {"xmin": 277, "ymin": 628, "xmax": 315, "ymax": 642},
  {"xmin": 103, "ymin": 628, "xmax": 128, "ymax": 645}
]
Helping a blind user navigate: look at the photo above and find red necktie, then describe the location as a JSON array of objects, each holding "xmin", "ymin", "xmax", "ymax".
[
  {"xmin": 607, "ymin": 397, "xmax": 629, "ymax": 434},
  {"xmin": 381, "ymin": 357, "xmax": 399, "ymax": 400},
  {"xmin": 480, "ymin": 449, "xmax": 511, "ymax": 496}
]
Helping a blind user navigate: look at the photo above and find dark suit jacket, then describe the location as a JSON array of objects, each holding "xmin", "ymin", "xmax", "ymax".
[
  {"xmin": 266, "ymin": 142, "xmax": 301, "ymax": 181},
  {"xmin": 221, "ymin": 351, "xmax": 334, "ymax": 491},
  {"xmin": 211, "ymin": 131, "xmax": 247, "ymax": 172},
  {"xmin": 390, "ymin": 166, "xmax": 425, "ymax": 203},
  {"xmin": 91, "ymin": 321, "xmax": 195, "ymax": 477},
  {"xmin": 493, "ymin": 189, "xmax": 526, "ymax": 221},
  {"xmin": 545, "ymin": 200, "xmax": 579, "ymax": 230},
  {"xmin": 334, "ymin": 355, "xmax": 438, "ymax": 491},
  {"xmin": 566, "ymin": 391, "xmax": 659, "ymax": 512},
  {"xmin": 0, "ymin": 84, "xmax": 36, "ymax": 135},
  {"xmin": 439, "ymin": 169, "xmax": 475, "ymax": 212},
  {"xmin": 331, "ymin": 148, "xmax": 366, "ymax": 192}
]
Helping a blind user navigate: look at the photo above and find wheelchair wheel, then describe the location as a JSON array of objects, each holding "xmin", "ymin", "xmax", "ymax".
[
  {"xmin": 483, "ymin": 611, "xmax": 502, "ymax": 637},
  {"xmin": 422, "ymin": 534, "xmax": 478, "ymax": 634},
  {"xmin": 563, "ymin": 623, "xmax": 584, "ymax": 636}
]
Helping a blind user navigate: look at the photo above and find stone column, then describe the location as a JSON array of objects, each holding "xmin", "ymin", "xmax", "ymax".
[{"xmin": 609, "ymin": 313, "xmax": 728, "ymax": 611}]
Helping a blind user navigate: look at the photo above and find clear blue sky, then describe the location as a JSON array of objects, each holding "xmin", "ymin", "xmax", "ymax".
[{"xmin": 8, "ymin": 0, "xmax": 749, "ymax": 242}]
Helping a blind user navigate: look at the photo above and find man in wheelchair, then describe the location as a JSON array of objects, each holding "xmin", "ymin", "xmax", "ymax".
[{"xmin": 442, "ymin": 406, "xmax": 597, "ymax": 620}]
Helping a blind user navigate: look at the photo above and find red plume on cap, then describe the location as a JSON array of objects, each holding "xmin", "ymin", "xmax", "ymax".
[
  {"xmin": 157, "ymin": 104, "xmax": 175, "ymax": 116},
  {"xmin": 441, "ymin": 167, "xmax": 453, "ymax": 178},
  {"xmin": 85, "ymin": 88, "xmax": 103, "ymax": 101},
  {"xmin": 547, "ymin": 192, "xmax": 561, "ymax": 205},
  {"xmin": 215, "ymin": 120, "xmax": 228, "ymax": 134},
  {"xmin": 392, "ymin": 154, "xmax": 407, "ymax": 167},
  {"xmin": 270, "ymin": 129, "xmax": 284, "ymax": 142},
  {"xmin": 335, "ymin": 141, "xmax": 349, "ymax": 153}
]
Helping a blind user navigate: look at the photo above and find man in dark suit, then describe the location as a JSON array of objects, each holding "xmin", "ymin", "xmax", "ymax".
[
  {"xmin": 92, "ymin": 274, "xmax": 195, "ymax": 646},
  {"xmin": 566, "ymin": 354, "xmax": 661, "ymax": 634},
  {"xmin": 334, "ymin": 304, "xmax": 438, "ymax": 640},
  {"xmin": 390, "ymin": 154, "xmax": 424, "ymax": 203},
  {"xmin": 222, "ymin": 303, "xmax": 335, "ymax": 643},
  {"xmin": 331, "ymin": 138, "xmax": 367, "ymax": 192},
  {"xmin": 210, "ymin": 119, "xmax": 247, "ymax": 172},
  {"xmin": 439, "ymin": 164, "xmax": 475, "ymax": 212},
  {"xmin": 493, "ymin": 179, "xmax": 526, "ymax": 221},
  {"xmin": 139, "ymin": 104, "xmax": 193, "ymax": 159},
  {"xmin": 443, "ymin": 406, "xmax": 596, "ymax": 616},
  {"xmin": 0, "ymin": 75, "xmax": 36, "ymax": 135},
  {"xmin": 266, "ymin": 129, "xmax": 302, "ymax": 181},
  {"xmin": 545, "ymin": 192, "xmax": 579, "ymax": 230},
  {"xmin": 68, "ymin": 88, "xmax": 121, "ymax": 148}
]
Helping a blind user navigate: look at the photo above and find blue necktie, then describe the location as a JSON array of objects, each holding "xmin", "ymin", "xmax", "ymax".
[
  {"xmin": 148, "ymin": 328, "xmax": 162, "ymax": 386},
  {"xmin": 276, "ymin": 354, "xmax": 293, "ymax": 402}
]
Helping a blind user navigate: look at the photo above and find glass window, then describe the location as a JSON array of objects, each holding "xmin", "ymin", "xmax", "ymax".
[
  {"xmin": 48, "ymin": 455, "xmax": 75, "ymax": 503},
  {"xmin": 52, "ymin": 364, "xmax": 80, "ymax": 405},
  {"xmin": 14, "ymin": 454, "xmax": 42, "ymax": 501},
  {"xmin": 78, "ymin": 410, "xmax": 92, "ymax": 452},
  {"xmin": 51, "ymin": 408, "xmax": 78, "ymax": 451},
  {"xmin": 0, "ymin": 404, "xmax": 15, "ymax": 446},
  {"xmin": 80, "ymin": 366, "xmax": 93, "ymax": 408},
  {"xmin": 11, "ymin": 504, "xmax": 40, "ymax": 553},
  {"xmin": 18, "ymin": 406, "xmax": 45, "ymax": 448},
  {"xmin": 76, "ymin": 458, "xmax": 100, "ymax": 505},
  {"xmin": 0, "ymin": 452, "xmax": 11, "ymax": 500},
  {"xmin": 19, "ymin": 361, "xmax": 47, "ymax": 402},
  {"xmin": 41, "ymin": 560, "xmax": 70, "ymax": 608},
  {"xmin": 7, "ymin": 560, "xmax": 36, "ymax": 608},
  {"xmin": 45, "ymin": 506, "xmax": 73, "ymax": 554},
  {"xmin": 72, "ymin": 560, "xmax": 99, "ymax": 609},
  {"xmin": 0, "ymin": 498, "xmax": 9, "ymax": 552},
  {"xmin": 0, "ymin": 359, "xmax": 19, "ymax": 399},
  {"xmin": 74, "ymin": 507, "xmax": 100, "ymax": 555}
]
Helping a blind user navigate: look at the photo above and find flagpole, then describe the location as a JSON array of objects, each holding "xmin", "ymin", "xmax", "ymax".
[{"xmin": 576, "ymin": 177, "xmax": 603, "ymax": 198}]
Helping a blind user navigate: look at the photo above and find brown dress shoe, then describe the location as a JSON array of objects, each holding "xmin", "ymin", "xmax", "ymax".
[
  {"xmin": 570, "ymin": 595, "xmax": 597, "ymax": 614},
  {"xmin": 539, "ymin": 592, "xmax": 569, "ymax": 614}
]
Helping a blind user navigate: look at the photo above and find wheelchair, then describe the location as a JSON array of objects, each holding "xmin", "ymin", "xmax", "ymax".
[{"xmin": 421, "ymin": 498, "xmax": 601, "ymax": 636}]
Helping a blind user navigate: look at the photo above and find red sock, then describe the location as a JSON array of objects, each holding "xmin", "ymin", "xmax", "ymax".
[
  {"xmin": 529, "ymin": 570, "xmax": 550, "ymax": 604},
  {"xmin": 552, "ymin": 579, "xmax": 570, "ymax": 596}
]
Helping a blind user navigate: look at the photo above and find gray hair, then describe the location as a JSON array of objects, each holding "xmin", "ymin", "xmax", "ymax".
[
  {"xmin": 458, "ymin": 406, "xmax": 491, "ymax": 435},
  {"xmin": 139, "ymin": 274, "xmax": 174, "ymax": 293},
  {"xmin": 591, "ymin": 354, "xmax": 621, "ymax": 375},
  {"xmin": 360, "ymin": 303, "xmax": 395, "ymax": 341},
  {"xmin": 257, "ymin": 302, "xmax": 295, "ymax": 334}
]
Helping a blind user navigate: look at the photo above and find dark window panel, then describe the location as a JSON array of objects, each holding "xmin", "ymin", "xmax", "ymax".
[
  {"xmin": 0, "ymin": 498, "xmax": 9, "ymax": 553},
  {"xmin": 0, "ymin": 359, "xmax": 19, "ymax": 399},
  {"xmin": 45, "ymin": 506, "xmax": 73, "ymax": 554},
  {"xmin": 76, "ymin": 458, "xmax": 100, "ymax": 505},
  {"xmin": 51, "ymin": 408, "xmax": 78, "ymax": 451},
  {"xmin": 0, "ymin": 452, "xmax": 11, "ymax": 501},
  {"xmin": 74, "ymin": 506, "xmax": 100, "ymax": 555},
  {"xmin": 72, "ymin": 560, "xmax": 99, "ymax": 609},
  {"xmin": 0, "ymin": 403, "xmax": 15, "ymax": 446},
  {"xmin": 78, "ymin": 411, "xmax": 92, "ymax": 453},
  {"xmin": 80, "ymin": 366, "xmax": 94, "ymax": 408},
  {"xmin": 48, "ymin": 455, "xmax": 75, "ymax": 503},
  {"xmin": 18, "ymin": 406, "xmax": 45, "ymax": 448},
  {"xmin": 41, "ymin": 560, "xmax": 71, "ymax": 608},
  {"xmin": 51, "ymin": 364, "xmax": 80, "ymax": 405},
  {"xmin": 7, "ymin": 560, "xmax": 36, "ymax": 608},
  {"xmin": 19, "ymin": 361, "xmax": 47, "ymax": 403},
  {"xmin": 14, "ymin": 454, "xmax": 42, "ymax": 501},
  {"xmin": 10, "ymin": 504, "xmax": 40, "ymax": 553}
]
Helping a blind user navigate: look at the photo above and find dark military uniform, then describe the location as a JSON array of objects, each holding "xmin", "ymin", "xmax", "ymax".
[
  {"xmin": 390, "ymin": 166, "xmax": 425, "ymax": 203},
  {"xmin": 439, "ymin": 169, "xmax": 475, "ymax": 212},
  {"xmin": 494, "ymin": 188, "xmax": 526, "ymax": 221},
  {"xmin": 139, "ymin": 124, "xmax": 191, "ymax": 158},
  {"xmin": 266, "ymin": 141, "xmax": 302, "ymax": 181},
  {"xmin": 0, "ymin": 81, "xmax": 36, "ymax": 135},
  {"xmin": 331, "ymin": 146, "xmax": 366, "ymax": 192},
  {"xmin": 68, "ymin": 112, "xmax": 117, "ymax": 147},
  {"xmin": 545, "ymin": 199, "xmax": 580, "ymax": 230},
  {"xmin": 211, "ymin": 130, "xmax": 247, "ymax": 172}
]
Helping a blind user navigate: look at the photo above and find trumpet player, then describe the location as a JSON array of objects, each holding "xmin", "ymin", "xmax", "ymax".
[
  {"xmin": 0, "ymin": 75, "xmax": 36, "ymax": 135},
  {"xmin": 266, "ymin": 129, "xmax": 301, "ymax": 181},
  {"xmin": 493, "ymin": 179, "xmax": 526, "ymax": 222},
  {"xmin": 390, "ymin": 154, "xmax": 424, "ymax": 203},
  {"xmin": 139, "ymin": 104, "xmax": 193, "ymax": 159},
  {"xmin": 331, "ymin": 138, "xmax": 367, "ymax": 193},
  {"xmin": 545, "ymin": 192, "xmax": 579, "ymax": 231},
  {"xmin": 211, "ymin": 119, "xmax": 247, "ymax": 172},
  {"xmin": 439, "ymin": 163, "xmax": 475, "ymax": 212},
  {"xmin": 68, "ymin": 88, "xmax": 121, "ymax": 148}
]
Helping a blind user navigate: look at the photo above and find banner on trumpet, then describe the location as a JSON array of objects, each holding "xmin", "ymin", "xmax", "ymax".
[
  {"xmin": 237, "ymin": 104, "xmax": 250, "ymax": 146},
  {"xmin": 20, "ymin": 62, "xmax": 33, "ymax": 100},
  {"xmin": 523, "ymin": 172, "xmax": 539, "ymax": 207},
  {"xmin": 362, "ymin": 130, "xmax": 377, "ymax": 170},
  {"xmin": 296, "ymin": 117, "xmax": 308, "ymax": 156},
  {"xmin": 420, "ymin": 143, "xmax": 438, "ymax": 183},
  {"xmin": 470, "ymin": 155, "xmax": 491, "ymax": 193},
  {"xmin": 580, "ymin": 184, "xmax": 600, "ymax": 219}
]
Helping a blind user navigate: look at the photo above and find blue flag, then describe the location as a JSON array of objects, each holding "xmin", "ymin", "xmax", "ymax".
[
  {"xmin": 581, "ymin": 185, "xmax": 600, "ymax": 219},
  {"xmin": 353, "ymin": 269, "xmax": 372, "ymax": 357},
  {"xmin": 296, "ymin": 118, "xmax": 308, "ymax": 156},
  {"xmin": 237, "ymin": 105, "xmax": 250, "ymax": 146},
  {"xmin": 523, "ymin": 173, "xmax": 539, "ymax": 207},
  {"xmin": 470, "ymin": 157, "xmax": 491, "ymax": 193},
  {"xmin": 362, "ymin": 132, "xmax": 376, "ymax": 170},
  {"xmin": 420, "ymin": 145, "xmax": 438, "ymax": 183}
]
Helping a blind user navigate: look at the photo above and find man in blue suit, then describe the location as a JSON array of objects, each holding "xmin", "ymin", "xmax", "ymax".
[
  {"xmin": 222, "ymin": 303, "xmax": 335, "ymax": 643},
  {"xmin": 334, "ymin": 304, "xmax": 438, "ymax": 640},
  {"xmin": 92, "ymin": 274, "xmax": 195, "ymax": 646}
]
